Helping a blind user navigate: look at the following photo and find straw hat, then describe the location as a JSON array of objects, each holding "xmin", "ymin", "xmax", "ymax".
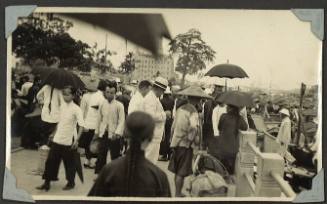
[
  {"xmin": 153, "ymin": 76, "xmax": 168, "ymax": 90},
  {"xmin": 177, "ymin": 86, "xmax": 212, "ymax": 99},
  {"xmin": 279, "ymin": 108, "xmax": 290, "ymax": 117}
]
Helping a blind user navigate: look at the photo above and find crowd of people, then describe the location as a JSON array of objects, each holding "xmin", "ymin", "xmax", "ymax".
[{"xmin": 11, "ymin": 69, "xmax": 319, "ymax": 197}]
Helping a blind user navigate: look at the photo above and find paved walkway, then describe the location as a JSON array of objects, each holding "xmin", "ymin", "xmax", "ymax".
[{"xmin": 10, "ymin": 149, "xmax": 176, "ymax": 197}]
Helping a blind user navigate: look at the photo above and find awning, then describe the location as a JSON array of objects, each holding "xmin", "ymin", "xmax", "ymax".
[{"xmin": 64, "ymin": 13, "xmax": 171, "ymax": 56}]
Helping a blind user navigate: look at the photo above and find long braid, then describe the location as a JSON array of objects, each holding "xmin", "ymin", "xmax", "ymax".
[
  {"xmin": 126, "ymin": 139, "xmax": 141, "ymax": 195},
  {"xmin": 124, "ymin": 112, "xmax": 155, "ymax": 196}
]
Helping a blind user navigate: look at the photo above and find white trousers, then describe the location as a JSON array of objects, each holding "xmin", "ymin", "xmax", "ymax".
[{"xmin": 145, "ymin": 140, "xmax": 161, "ymax": 164}]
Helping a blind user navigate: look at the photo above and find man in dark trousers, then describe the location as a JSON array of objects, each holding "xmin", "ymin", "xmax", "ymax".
[{"xmin": 158, "ymin": 87, "xmax": 175, "ymax": 161}]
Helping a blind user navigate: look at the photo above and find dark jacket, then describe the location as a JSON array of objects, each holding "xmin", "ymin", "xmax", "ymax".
[
  {"xmin": 160, "ymin": 95, "xmax": 175, "ymax": 112},
  {"xmin": 217, "ymin": 113, "xmax": 248, "ymax": 157},
  {"xmin": 88, "ymin": 150, "xmax": 171, "ymax": 197}
]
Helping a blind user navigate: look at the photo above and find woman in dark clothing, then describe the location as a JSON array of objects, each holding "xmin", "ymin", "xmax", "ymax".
[
  {"xmin": 216, "ymin": 104, "xmax": 248, "ymax": 174},
  {"xmin": 88, "ymin": 111, "xmax": 171, "ymax": 197}
]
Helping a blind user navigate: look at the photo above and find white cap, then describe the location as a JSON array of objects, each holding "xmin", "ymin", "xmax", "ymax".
[
  {"xmin": 153, "ymin": 76, "xmax": 168, "ymax": 90},
  {"xmin": 279, "ymin": 108, "xmax": 290, "ymax": 117}
]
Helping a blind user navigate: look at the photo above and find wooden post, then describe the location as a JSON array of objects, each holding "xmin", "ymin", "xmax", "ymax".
[
  {"xmin": 295, "ymin": 83, "xmax": 306, "ymax": 145},
  {"xmin": 235, "ymin": 130, "xmax": 257, "ymax": 196},
  {"xmin": 255, "ymin": 153, "xmax": 284, "ymax": 197}
]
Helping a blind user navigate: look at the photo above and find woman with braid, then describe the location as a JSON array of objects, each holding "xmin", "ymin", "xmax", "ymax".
[{"xmin": 88, "ymin": 112, "xmax": 171, "ymax": 197}]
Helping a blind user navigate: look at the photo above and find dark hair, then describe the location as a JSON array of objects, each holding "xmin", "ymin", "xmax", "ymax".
[
  {"xmin": 63, "ymin": 85, "xmax": 77, "ymax": 96},
  {"xmin": 97, "ymin": 79, "xmax": 107, "ymax": 91},
  {"xmin": 106, "ymin": 81, "xmax": 117, "ymax": 92},
  {"xmin": 124, "ymin": 112, "xmax": 155, "ymax": 196},
  {"xmin": 138, "ymin": 80, "xmax": 152, "ymax": 89}
]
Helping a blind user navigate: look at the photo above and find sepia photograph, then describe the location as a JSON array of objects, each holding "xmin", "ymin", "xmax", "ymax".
[{"xmin": 6, "ymin": 7, "xmax": 322, "ymax": 201}]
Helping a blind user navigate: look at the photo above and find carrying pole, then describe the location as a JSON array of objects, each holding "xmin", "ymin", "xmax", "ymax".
[{"xmin": 295, "ymin": 83, "xmax": 306, "ymax": 145}]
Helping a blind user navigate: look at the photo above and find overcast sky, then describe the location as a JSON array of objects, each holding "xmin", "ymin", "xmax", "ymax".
[{"xmin": 62, "ymin": 9, "xmax": 321, "ymax": 90}]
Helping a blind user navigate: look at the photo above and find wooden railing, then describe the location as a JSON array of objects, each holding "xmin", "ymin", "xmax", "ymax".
[{"xmin": 235, "ymin": 130, "xmax": 296, "ymax": 197}]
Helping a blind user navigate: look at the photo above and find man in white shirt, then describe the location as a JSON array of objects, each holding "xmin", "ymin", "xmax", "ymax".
[
  {"xmin": 79, "ymin": 80, "xmax": 106, "ymax": 169},
  {"xmin": 128, "ymin": 80, "xmax": 152, "ymax": 114},
  {"xmin": 94, "ymin": 81, "xmax": 125, "ymax": 174},
  {"xmin": 17, "ymin": 74, "xmax": 34, "ymax": 97},
  {"xmin": 143, "ymin": 77, "xmax": 168, "ymax": 164},
  {"xmin": 36, "ymin": 85, "xmax": 63, "ymax": 146},
  {"xmin": 37, "ymin": 86, "xmax": 85, "ymax": 191},
  {"xmin": 212, "ymin": 103, "xmax": 227, "ymax": 137}
]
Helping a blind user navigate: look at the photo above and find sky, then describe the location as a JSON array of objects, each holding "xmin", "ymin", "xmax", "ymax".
[{"xmin": 59, "ymin": 9, "xmax": 322, "ymax": 90}]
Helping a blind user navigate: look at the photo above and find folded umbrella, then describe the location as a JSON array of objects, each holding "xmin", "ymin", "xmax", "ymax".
[
  {"xmin": 217, "ymin": 91, "xmax": 253, "ymax": 108},
  {"xmin": 73, "ymin": 150, "xmax": 84, "ymax": 183},
  {"xmin": 43, "ymin": 69, "xmax": 85, "ymax": 90}
]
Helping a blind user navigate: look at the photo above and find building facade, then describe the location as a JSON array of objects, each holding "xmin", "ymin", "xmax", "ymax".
[{"xmin": 131, "ymin": 52, "xmax": 175, "ymax": 81}]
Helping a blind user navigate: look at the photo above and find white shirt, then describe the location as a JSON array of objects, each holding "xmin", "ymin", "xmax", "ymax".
[
  {"xmin": 143, "ymin": 90, "xmax": 166, "ymax": 142},
  {"xmin": 80, "ymin": 90, "xmax": 105, "ymax": 130},
  {"xmin": 36, "ymin": 85, "xmax": 63, "ymax": 123},
  {"xmin": 96, "ymin": 99, "xmax": 125, "ymax": 138},
  {"xmin": 53, "ymin": 101, "xmax": 85, "ymax": 146},
  {"xmin": 276, "ymin": 117, "xmax": 291, "ymax": 146},
  {"xmin": 17, "ymin": 82, "xmax": 33, "ymax": 96},
  {"xmin": 128, "ymin": 91, "xmax": 145, "ymax": 114},
  {"xmin": 212, "ymin": 104, "xmax": 227, "ymax": 136}
]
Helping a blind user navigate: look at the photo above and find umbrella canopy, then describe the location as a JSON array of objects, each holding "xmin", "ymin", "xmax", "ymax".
[
  {"xmin": 43, "ymin": 69, "xmax": 85, "ymax": 90},
  {"xmin": 65, "ymin": 13, "xmax": 171, "ymax": 56},
  {"xmin": 73, "ymin": 151, "xmax": 84, "ymax": 183},
  {"xmin": 30, "ymin": 67, "xmax": 57, "ymax": 81},
  {"xmin": 205, "ymin": 63, "xmax": 249, "ymax": 79},
  {"xmin": 217, "ymin": 91, "xmax": 253, "ymax": 108},
  {"xmin": 176, "ymin": 85, "xmax": 212, "ymax": 99}
]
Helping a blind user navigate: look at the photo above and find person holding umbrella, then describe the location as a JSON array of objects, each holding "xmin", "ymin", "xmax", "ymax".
[
  {"xmin": 36, "ymin": 85, "xmax": 85, "ymax": 191},
  {"xmin": 213, "ymin": 91, "xmax": 250, "ymax": 174},
  {"xmin": 168, "ymin": 86, "xmax": 209, "ymax": 197}
]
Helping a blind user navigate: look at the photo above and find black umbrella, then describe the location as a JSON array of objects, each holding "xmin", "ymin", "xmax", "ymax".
[
  {"xmin": 205, "ymin": 63, "xmax": 249, "ymax": 78},
  {"xmin": 30, "ymin": 67, "xmax": 57, "ymax": 81},
  {"xmin": 73, "ymin": 150, "xmax": 84, "ymax": 183},
  {"xmin": 43, "ymin": 69, "xmax": 85, "ymax": 90},
  {"xmin": 217, "ymin": 91, "xmax": 253, "ymax": 108},
  {"xmin": 205, "ymin": 63, "xmax": 249, "ymax": 91},
  {"xmin": 64, "ymin": 13, "xmax": 171, "ymax": 56}
]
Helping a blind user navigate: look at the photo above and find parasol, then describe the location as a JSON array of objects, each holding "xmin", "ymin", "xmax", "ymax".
[
  {"xmin": 205, "ymin": 63, "xmax": 249, "ymax": 91},
  {"xmin": 64, "ymin": 13, "xmax": 171, "ymax": 56},
  {"xmin": 217, "ymin": 91, "xmax": 253, "ymax": 108},
  {"xmin": 30, "ymin": 67, "xmax": 57, "ymax": 81},
  {"xmin": 43, "ymin": 69, "xmax": 85, "ymax": 90}
]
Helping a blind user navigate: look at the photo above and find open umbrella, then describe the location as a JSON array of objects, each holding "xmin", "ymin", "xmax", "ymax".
[
  {"xmin": 217, "ymin": 91, "xmax": 253, "ymax": 108},
  {"xmin": 43, "ymin": 69, "xmax": 85, "ymax": 90},
  {"xmin": 30, "ymin": 67, "xmax": 57, "ymax": 81},
  {"xmin": 205, "ymin": 63, "xmax": 249, "ymax": 91},
  {"xmin": 65, "ymin": 13, "xmax": 171, "ymax": 56}
]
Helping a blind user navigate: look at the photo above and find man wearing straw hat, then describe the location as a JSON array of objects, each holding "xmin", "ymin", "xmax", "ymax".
[
  {"xmin": 142, "ymin": 76, "xmax": 168, "ymax": 164},
  {"xmin": 168, "ymin": 86, "xmax": 208, "ymax": 197},
  {"xmin": 276, "ymin": 108, "xmax": 292, "ymax": 157}
]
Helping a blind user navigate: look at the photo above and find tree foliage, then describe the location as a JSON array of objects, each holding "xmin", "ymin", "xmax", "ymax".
[
  {"xmin": 169, "ymin": 29, "xmax": 216, "ymax": 86},
  {"xmin": 119, "ymin": 52, "xmax": 135, "ymax": 74},
  {"xmin": 12, "ymin": 13, "xmax": 90, "ymax": 70}
]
